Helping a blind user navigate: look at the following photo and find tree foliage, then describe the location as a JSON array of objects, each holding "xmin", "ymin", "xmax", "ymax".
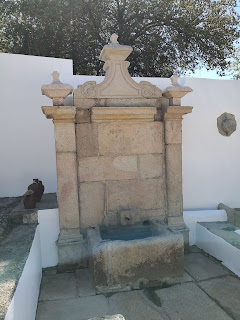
[{"xmin": 0, "ymin": 0, "xmax": 239, "ymax": 77}]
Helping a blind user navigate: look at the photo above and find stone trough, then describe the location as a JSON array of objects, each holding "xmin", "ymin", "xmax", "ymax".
[{"xmin": 88, "ymin": 221, "xmax": 183, "ymax": 292}]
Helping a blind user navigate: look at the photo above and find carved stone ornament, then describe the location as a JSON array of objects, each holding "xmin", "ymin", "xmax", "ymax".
[
  {"xmin": 162, "ymin": 75, "xmax": 193, "ymax": 106},
  {"xmin": 74, "ymin": 34, "xmax": 162, "ymax": 102},
  {"xmin": 217, "ymin": 112, "xmax": 237, "ymax": 137},
  {"xmin": 41, "ymin": 71, "xmax": 73, "ymax": 106}
]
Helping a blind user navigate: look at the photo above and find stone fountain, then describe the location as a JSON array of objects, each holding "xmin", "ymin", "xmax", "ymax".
[{"xmin": 41, "ymin": 34, "xmax": 193, "ymax": 292}]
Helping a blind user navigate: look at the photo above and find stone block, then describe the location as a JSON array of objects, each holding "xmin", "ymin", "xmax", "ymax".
[
  {"xmin": 165, "ymin": 119, "xmax": 182, "ymax": 144},
  {"xmin": 36, "ymin": 295, "xmax": 108, "ymax": 320},
  {"xmin": 119, "ymin": 209, "xmax": 165, "ymax": 225},
  {"xmin": 78, "ymin": 156, "xmax": 138, "ymax": 182},
  {"xmin": 184, "ymin": 253, "xmax": 229, "ymax": 281},
  {"xmin": 198, "ymin": 276, "xmax": 240, "ymax": 320},
  {"xmin": 76, "ymin": 108, "xmax": 91, "ymax": 123},
  {"xmin": 76, "ymin": 269, "xmax": 96, "ymax": 297},
  {"xmin": 106, "ymin": 179, "xmax": 165, "ymax": 212},
  {"xmin": 54, "ymin": 122, "xmax": 76, "ymax": 152},
  {"xmin": 58, "ymin": 230, "xmax": 87, "ymax": 270},
  {"xmin": 76, "ymin": 124, "xmax": 98, "ymax": 158},
  {"xmin": 74, "ymin": 97, "xmax": 97, "ymax": 108},
  {"xmin": 155, "ymin": 282, "xmax": 232, "ymax": 320},
  {"xmin": 139, "ymin": 154, "xmax": 163, "ymax": 179},
  {"xmin": 98, "ymin": 122, "xmax": 163, "ymax": 156},
  {"xmin": 39, "ymin": 273, "xmax": 77, "ymax": 301},
  {"xmin": 79, "ymin": 182, "xmax": 105, "ymax": 229},
  {"xmin": 56, "ymin": 153, "xmax": 79, "ymax": 229},
  {"xmin": 165, "ymin": 143, "xmax": 183, "ymax": 216}
]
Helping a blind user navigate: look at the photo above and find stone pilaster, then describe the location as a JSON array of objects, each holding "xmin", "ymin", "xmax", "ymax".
[
  {"xmin": 163, "ymin": 106, "xmax": 192, "ymax": 249},
  {"xmin": 42, "ymin": 106, "xmax": 86, "ymax": 269}
]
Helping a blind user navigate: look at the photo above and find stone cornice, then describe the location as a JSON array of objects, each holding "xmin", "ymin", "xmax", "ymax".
[
  {"xmin": 42, "ymin": 106, "xmax": 76, "ymax": 121},
  {"xmin": 92, "ymin": 107, "xmax": 157, "ymax": 123},
  {"xmin": 164, "ymin": 106, "xmax": 193, "ymax": 119}
]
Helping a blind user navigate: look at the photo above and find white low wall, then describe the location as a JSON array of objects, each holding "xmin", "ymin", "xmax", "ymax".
[
  {"xmin": 183, "ymin": 209, "xmax": 227, "ymax": 245},
  {"xmin": 196, "ymin": 223, "xmax": 240, "ymax": 277},
  {"xmin": 4, "ymin": 227, "xmax": 42, "ymax": 320},
  {"xmin": 1, "ymin": 53, "xmax": 240, "ymax": 212},
  {"xmin": 38, "ymin": 208, "xmax": 60, "ymax": 268}
]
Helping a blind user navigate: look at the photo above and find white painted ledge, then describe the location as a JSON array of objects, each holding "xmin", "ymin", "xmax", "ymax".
[
  {"xmin": 4, "ymin": 227, "xmax": 42, "ymax": 320},
  {"xmin": 196, "ymin": 223, "xmax": 240, "ymax": 277},
  {"xmin": 183, "ymin": 209, "xmax": 227, "ymax": 245}
]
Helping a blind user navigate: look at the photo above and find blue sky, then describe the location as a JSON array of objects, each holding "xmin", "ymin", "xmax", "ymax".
[{"xmin": 189, "ymin": 1, "xmax": 240, "ymax": 80}]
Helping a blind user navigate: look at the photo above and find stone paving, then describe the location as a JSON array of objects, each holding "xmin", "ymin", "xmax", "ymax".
[{"xmin": 36, "ymin": 246, "xmax": 240, "ymax": 320}]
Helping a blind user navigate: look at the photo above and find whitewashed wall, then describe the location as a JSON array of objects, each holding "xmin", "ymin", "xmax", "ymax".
[{"xmin": 1, "ymin": 53, "xmax": 240, "ymax": 211}]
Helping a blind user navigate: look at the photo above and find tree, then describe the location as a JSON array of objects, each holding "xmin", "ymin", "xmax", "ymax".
[{"xmin": 0, "ymin": 0, "xmax": 239, "ymax": 77}]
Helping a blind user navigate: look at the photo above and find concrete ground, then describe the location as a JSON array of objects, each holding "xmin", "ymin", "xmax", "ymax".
[{"xmin": 36, "ymin": 246, "xmax": 240, "ymax": 320}]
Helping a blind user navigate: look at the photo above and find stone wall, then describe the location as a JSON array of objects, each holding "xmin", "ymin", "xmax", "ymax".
[{"xmin": 76, "ymin": 113, "xmax": 165, "ymax": 231}]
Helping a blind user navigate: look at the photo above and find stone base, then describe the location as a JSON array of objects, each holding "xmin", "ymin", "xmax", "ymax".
[
  {"xmin": 87, "ymin": 221, "xmax": 184, "ymax": 293},
  {"xmin": 57, "ymin": 229, "xmax": 87, "ymax": 271}
]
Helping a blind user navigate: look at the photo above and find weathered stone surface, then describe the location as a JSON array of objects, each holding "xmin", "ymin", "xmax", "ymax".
[
  {"xmin": 199, "ymin": 276, "xmax": 240, "ymax": 320},
  {"xmin": 109, "ymin": 231, "xmax": 183, "ymax": 287},
  {"xmin": 184, "ymin": 253, "xmax": 229, "ymax": 281},
  {"xmin": 39, "ymin": 273, "xmax": 77, "ymax": 301},
  {"xmin": 54, "ymin": 122, "xmax": 76, "ymax": 152},
  {"xmin": 56, "ymin": 153, "xmax": 79, "ymax": 228},
  {"xmin": 119, "ymin": 209, "xmax": 166, "ymax": 225},
  {"xmin": 217, "ymin": 112, "xmax": 237, "ymax": 137},
  {"xmin": 155, "ymin": 282, "xmax": 232, "ymax": 320},
  {"xmin": 98, "ymin": 122, "xmax": 163, "ymax": 156},
  {"xmin": 139, "ymin": 154, "xmax": 163, "ymax": 179},
  {"xmin": 88, "ymin": 224, "xmax": 184, "ymax": 291},
  {"xmin": 74, "ymin": 98, "xmax": 97, "ymax": 108},
  {"xmin": 79, "ymin": 156, "xmax": 138, "ymax": 182},
  {"xmin": 92, "ymin": 107, "xmax": 157, "ymax": 123},
  {"xmin": 76, "ymin": 124, "xmax": 98, "ymax": 158},
  {"xmin": 165, "ymin": 143, "xmax": 183, "ymax": 216},
  {"xmin": 79, "ymin": 182, "xmax": 105, "ymax": 229},
  {"xmin": 36, "ymin": 295, "xmax": 108, "ymax": 320},
  {"xmin": 165, "ymin": 119, "xmax": 182, "ymax": 144},
  {"xmin": 76, "ymin": 269, "xmax": 96, "ymax": 297},
  {"xmin": 57, "ymin": 229, "xmax": 87, "ymax": 270},
  {"xmin": 108, "ymin": 290, "xmax": 169, "ymax": 320},
  {"xmin": 106, "ymin": 179, "xmax": 165, "ymax": 212},
  {"xmin": 76, "ymin": 108, "xmax": 91, "ymax": 123}
]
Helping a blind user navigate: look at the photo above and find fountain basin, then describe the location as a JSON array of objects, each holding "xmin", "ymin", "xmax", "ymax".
[{"xmin": 87, "ymin": 221, "xmax": 184, "ymax": 292}]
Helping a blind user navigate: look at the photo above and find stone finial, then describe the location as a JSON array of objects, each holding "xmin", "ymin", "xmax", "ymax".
[
  {"xmin": 110, "ymin": 34, "xmax": 119, "ymax": 45},
  {"xmin": 163, "ymin": 74, "xmax": 193, "ymax": 106},
  {"xmin": 41, "ymin": 71, "xmax": 73, "ymax": 106},
  {"xmin": 99, "ymin": 34, "xmax": 132, "ymax": 62}
]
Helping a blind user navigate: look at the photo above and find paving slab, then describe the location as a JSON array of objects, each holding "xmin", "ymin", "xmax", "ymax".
[
  {"xmin": 76, "ymin": 268, "xmax": 96, "ymax": 297},
  {"xmin": 88, "ymin": 316, "xmax": 125, "ymax": 320},
  {"xmin": 36, "ymin": 295, "xmax": 108, "ymax": 320},
  {"xmin": 184, "ymin": 253, "xmax": 228, "ymax": 281},
  {"xmin": 155, "ymin": 282, "xmax": 232, "ymax": 320},
  {"xmin": 108, "ymin": 290, "xmax": 170, "ymax": 320},
  {"xmin": 199, "ymin": 276, "xmax": 240, "ymax": 320},
  {"xmin": 188, "ymin": 245, "xmax": 203, "ymax": 253},
  {"xmin": 39, "ymin": 273, "xmax": 78, "ymax": 301},
  {"xmin": 161, "ymin": 271, "xmax": 193, "ymax": 286}
]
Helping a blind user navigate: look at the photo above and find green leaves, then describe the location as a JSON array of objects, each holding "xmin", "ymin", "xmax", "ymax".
[{"xmin": 1, "ymin": 0, "xmax": 239, "ymax": 77}]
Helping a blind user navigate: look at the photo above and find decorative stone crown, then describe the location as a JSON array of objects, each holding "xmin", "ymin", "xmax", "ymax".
[
  {"xmin": 74, "ymin": 34, "xmax": 162, "ymax": 103},
  {"xmin": 163, "ymin": 75, "xmax": 192, "ymax": 106}
]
